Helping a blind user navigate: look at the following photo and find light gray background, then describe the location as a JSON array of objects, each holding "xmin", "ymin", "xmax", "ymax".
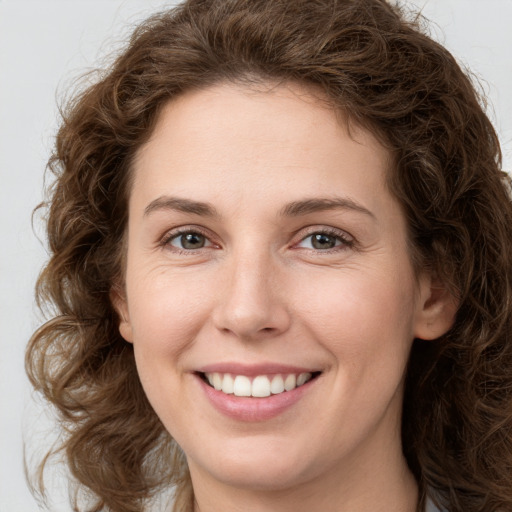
[{"xmin": 1, "ymin": 1, "xmax": 511, "ymax": 510}]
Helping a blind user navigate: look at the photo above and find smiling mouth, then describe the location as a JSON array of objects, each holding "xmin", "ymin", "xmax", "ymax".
[{"xmin": 198, "ymin": 371, "xmax": 321, "ymax": 398}]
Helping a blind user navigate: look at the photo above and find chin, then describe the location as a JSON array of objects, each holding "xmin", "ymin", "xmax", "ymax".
[
  {"xmin": 187, "ymin": 440, "xmax": 317, "ymax": 492},
  {"xmin": 206, "ymin": 464, "xmax": 311, "ymax": 493}
]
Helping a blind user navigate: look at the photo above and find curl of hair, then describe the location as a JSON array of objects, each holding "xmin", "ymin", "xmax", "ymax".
[{"xmin": 27, "ymin": 1, "xmax": 512, "ymax": 511}]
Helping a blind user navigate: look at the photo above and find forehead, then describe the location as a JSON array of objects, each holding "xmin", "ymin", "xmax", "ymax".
[{"xmin": 131, "ymin": 82, "xmax": 394, "ymax": 217}]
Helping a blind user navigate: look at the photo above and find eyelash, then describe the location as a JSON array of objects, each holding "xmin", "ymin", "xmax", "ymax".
[
  {"xmin": 159, "ymin": 226, "xmax": 355, "ymax": 254},
  {"xmin": 294, "ymin": 227, "xmax": 355, "ymax": 252},
  {"xmin": 160, "ymin": 227, "xmax": 215, "ymax": 255}
]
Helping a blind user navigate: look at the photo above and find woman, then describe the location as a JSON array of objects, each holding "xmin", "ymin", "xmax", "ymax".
[{"xmin": 26, "ymin": 0, "xmax": 512, "ymax": 511}]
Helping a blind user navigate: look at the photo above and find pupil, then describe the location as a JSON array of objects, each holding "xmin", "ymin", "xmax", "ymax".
[
  {"xmin": 312, "ymin": 233, "xmax": 335, "ymax": 249},
  {"xmin": 182, "ymin": 233, "xmax": 204, "ymax": 249}
]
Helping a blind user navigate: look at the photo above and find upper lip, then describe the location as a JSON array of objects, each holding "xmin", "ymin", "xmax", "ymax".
[{"xmin": 196, "ymin": 362, "xmax": 322, "ymax": 376}]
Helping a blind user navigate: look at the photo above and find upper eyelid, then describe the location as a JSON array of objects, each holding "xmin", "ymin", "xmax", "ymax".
[
  {"xmin": 294, "ymin": 225, "xmax": 354, "ymax": 241},
  {"xmin": 160, "ymin": 225, "xmax": 217, "ymax": 246},
  {"xmin": 291, "ymin": 226, "xmax": 357, "ymax": 253}
]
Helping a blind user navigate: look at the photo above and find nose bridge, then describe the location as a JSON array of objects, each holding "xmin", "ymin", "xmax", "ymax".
[{"xmin": 213, "ymin": 241, "xmax": 290, "ymax": 339}]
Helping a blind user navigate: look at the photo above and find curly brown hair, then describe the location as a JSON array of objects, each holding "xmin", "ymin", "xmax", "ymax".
[{"xmin": 26, "ymin": 0, "xmax": 512, "ymax": 511}]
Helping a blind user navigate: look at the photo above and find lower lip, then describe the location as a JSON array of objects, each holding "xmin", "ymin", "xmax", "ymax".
[{"xmin": 196, "ymin": 375, "xmax": 318, "ymax": 422}]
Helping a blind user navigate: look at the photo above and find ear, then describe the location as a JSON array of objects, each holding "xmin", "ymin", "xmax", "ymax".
[
  {"xmin": 110, "ymin": 285, "xmax": 134, "ymax": 343},
  {"xmin": 414, "ymin": 273, "xmax": 458, "ymax": 340}
]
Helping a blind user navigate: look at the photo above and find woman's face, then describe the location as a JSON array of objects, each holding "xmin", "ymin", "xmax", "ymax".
[{"xmin": 115, "ymin": 83, "xmax": 452, "ymax": 497}]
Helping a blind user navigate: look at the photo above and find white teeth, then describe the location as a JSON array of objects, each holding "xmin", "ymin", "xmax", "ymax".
[
  {"xmin": 212, "ymin": 372, "xmax": 222, "ymax": 391},
  {"xmin": 204, "ymin": 371, "xmax": 315, "ymax": 397},
  {"xmin": 297, "ymin": 372, "xmax": 312, "ymax": 386},
  {"xmin": 270, "ymin": 375, "xmax": 285, "ymax": 394},
  {"xmin": 284, "ymin": 374, "xmax": 296, "ymax": 391},
  {"xmin": 221, "ymin": 373, "xmax": 234, "ymax": 394},
  {"xmin": 251, "ymin": 375, "xmax": 271, "ymax": 397},
  {"xmin": 233, "ymin": 375, "xmax": 252, "ymax": 397}
]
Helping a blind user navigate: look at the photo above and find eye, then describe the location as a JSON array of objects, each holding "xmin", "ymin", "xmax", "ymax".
[
  {"xmin": 296, "ymin": 230, "xmax": 353, "ymax": 250},
  {"xmin": 166, "ymin": 230, "xmax": 213, "ymax": 250}
]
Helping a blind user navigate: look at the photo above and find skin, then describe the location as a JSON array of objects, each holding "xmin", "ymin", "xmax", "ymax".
[{"xmin": 114, "ymin": 82, "xmax": 455, "ymax": 512}]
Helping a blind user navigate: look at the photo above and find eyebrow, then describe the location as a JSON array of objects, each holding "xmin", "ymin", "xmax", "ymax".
[
  {"xmin": 280, "ymin": 197, "xmax": 375, "ymax": 218},
  {"xmin": 143, "ymin": 195, "xmax": 374, "ymax": 219},
  {"xmin": 144, "ymin": 196, "xmax": 219, "ymax": 217}
]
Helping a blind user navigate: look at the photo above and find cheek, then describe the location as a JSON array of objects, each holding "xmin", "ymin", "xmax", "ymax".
[
  {"xmin": 125, "ymin": 272, "xmax": 213, "ymax": 423},
  {"xmin": 294, "ymin": 267, "xmax": 417, "ymax": 372},
  {"xmin": 127, "ymin": 269, "xmax": 214, "ymax": 360}
]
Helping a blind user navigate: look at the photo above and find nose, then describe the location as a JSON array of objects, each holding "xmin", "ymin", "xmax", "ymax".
[{"xmin": 212, "ymin": 250, "xmax": 291, "ymax": 341}]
